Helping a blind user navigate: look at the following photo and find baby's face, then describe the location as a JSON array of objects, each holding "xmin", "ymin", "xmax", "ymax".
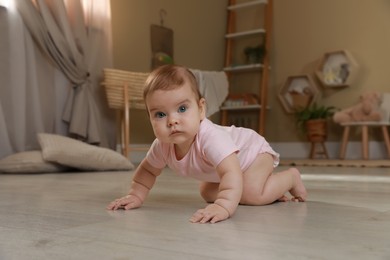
[{"xmin": 145, "ymin": 82, "xmax": 205, "ymax": 151}]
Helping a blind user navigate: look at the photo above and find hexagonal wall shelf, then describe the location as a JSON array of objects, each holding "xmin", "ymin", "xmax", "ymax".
[
  {"xmin": 315, "ymin": 50, "xmax": 358, "ymax": 88},
  {"xmin": 278, "ymin": 74, "xmax": 320, "ymax": 113}
]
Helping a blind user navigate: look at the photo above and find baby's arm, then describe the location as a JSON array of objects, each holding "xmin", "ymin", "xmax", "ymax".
[
  {"xmin": 190, "ymin": 153, "xmax": 243, "ymax": 223},
  {"xmin": 107, "ymin": 158, "xmax": 162, "ymax": 210}
]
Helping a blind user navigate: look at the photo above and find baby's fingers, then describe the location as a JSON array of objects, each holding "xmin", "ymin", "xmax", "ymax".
[
  {"xmin": 124, "ymin": 200, "xmax": 141, "ymax": 210},
  {"xmin": 209, "ymin": 215, "xmax": 224, "ymax": 224},
  {"xmin": 189, "ymin": 209, "xmax": 204, "ymax": 223},
  {"xmin": 111, "ymin": 201, "xmax": 126, "ymax": 210},
  {"xmin": 107, "ymin": 198, "xmax": 130, "ymax": 210},
  {"xmin": 106, "ymin": 200, "xmax": 120, "ymax": 210},
  {"xmin": 189, "ymin": 209, "xmax": 216, "ymax": 224},
  {"xmin": 107, "ymin": 195, "xmax": 143, "ymax": 211}
]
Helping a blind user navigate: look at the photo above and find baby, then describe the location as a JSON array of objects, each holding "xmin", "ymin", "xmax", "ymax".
[{"xmin": 107, "ymin": 64, "xmax": 307, "ymax": 224}]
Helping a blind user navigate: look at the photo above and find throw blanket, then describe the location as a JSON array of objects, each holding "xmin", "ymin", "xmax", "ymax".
[{"xmin": 190, "ymin": 69, "xmax": 229, "ymax": 117}]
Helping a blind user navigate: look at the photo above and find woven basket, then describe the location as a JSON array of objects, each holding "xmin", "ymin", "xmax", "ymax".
[
  {"xmin": 102, "ymin": 68, "xmax": 149, "ymax": 110},
  {"xmin": 306, "ymin": 119, "xmax": 327, "ymax": 142}
]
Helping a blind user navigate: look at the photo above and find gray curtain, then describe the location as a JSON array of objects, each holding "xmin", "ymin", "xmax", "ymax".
[
  {"xmin": 0, "ymin": 4, "xmax": 68, "ymax": 158},
  {"xmin": 15, "ymin": 0, "xmax": 113, "ymax": 145},
  {"xmin": 0, "ymin": 0, "xmax": 114, "ymax": 158}
]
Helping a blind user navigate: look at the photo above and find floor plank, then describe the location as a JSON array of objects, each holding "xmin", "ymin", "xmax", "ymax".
[{"xmin": 1, "ymin": 166, "xmax": 390, "ymax": 259}]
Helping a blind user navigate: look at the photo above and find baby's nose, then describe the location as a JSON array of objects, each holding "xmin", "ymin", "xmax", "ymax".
[{"xmin": 168, "ymin": 116, "xmax": 178, "ymax": 126}]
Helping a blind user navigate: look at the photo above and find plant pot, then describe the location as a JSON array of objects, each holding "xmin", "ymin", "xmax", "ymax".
[{"xmin": 305, "ymin": 119, "xmax": 327, "ymax": 142}]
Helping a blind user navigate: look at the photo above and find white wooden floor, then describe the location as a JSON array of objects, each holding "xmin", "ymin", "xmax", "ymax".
[{"xmin": 1, "ymin": 165, "xmax": 390, "ymax": 260}]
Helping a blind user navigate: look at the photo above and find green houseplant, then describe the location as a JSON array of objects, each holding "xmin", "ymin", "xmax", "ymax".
[
  {"xmin": 295, "ymin": 103, "xmax": 336, "ymax": 142},
  {"xmin": 244, "ymin": 45, "xmax": 265, "ymax": 64}
]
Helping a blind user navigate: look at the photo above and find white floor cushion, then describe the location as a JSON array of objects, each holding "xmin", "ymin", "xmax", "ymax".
[
  {"xmin": 0, "ymin": 151, "xmax": 67, "ymax": 173},
  {"xmin": 38, "ymin": 133, "xmax": 134, "ymax": 171}
]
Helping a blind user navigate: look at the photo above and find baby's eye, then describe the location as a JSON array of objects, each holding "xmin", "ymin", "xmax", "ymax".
[
  {"xmin": 178, "ymin": 105, "xmax": 187, "ymax": 113},
  {"xmin": 154, "ymin": 111, "xmax": 166, "ymax": 118}
]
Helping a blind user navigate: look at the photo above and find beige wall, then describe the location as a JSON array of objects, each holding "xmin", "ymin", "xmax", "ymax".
[
  {"xmin": 269, "ymin": 0, "xmax": 390, "ymax": 142},
  {"xmin": 110, "ymin": 0, "xmax": 228, "ymax": 143},
  {"xmin": 110, "ymin": 0, "xmax": 390, "ymax": 144}
]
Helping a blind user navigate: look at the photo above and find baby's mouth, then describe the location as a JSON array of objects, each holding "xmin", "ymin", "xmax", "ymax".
[{"xmin": 170, "ymin": 130, "xmax": 181, "ymax": 136}]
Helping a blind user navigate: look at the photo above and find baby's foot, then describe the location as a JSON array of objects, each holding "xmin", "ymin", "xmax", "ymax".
[
  {"xmin": 277, "ymin": 195, "xmax": 289, "ymax": 202},
  {"xmin": 288, "ymin": 168, "xmax": 307, "ymax": 202}
]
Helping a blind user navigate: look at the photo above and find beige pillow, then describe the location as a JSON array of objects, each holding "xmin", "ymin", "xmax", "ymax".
[
  {"xmin": 38, "ymin": 133, "xmax": 134, "ymax": 171},
  {"xmin": 0, "ymin": 151, "xmax": 67, "ymax": 173}
]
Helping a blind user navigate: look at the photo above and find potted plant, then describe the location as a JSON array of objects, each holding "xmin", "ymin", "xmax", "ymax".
[
  {"xmin": 295, "ymin": 103, "xmax": 336, "ymax": 143},
  {"xmin": 244, "ymin": 45, "xmax": 265, "ymax": 64}
]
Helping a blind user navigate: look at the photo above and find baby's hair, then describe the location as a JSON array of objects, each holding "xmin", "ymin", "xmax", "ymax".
[{"xmin": 143, "ymin": 64, "xmax": 202, "ymax": 103}]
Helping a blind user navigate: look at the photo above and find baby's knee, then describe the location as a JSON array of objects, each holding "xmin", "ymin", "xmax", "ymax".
[{"xmin": 240, "ymin": 189, "xmax": 269, "ymax": 206}]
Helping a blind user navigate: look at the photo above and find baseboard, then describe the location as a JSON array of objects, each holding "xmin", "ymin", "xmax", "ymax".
[
  {"xmin": 119, "ymin": 141, "xmax": 389, "ymax": 164},
  {"xmin": 271, "ymin": 141, "xmax": 388, "ymax": 160},
  {"xmin": 280, "ymin": 159, "xmax": 390, "ymax": 167}
]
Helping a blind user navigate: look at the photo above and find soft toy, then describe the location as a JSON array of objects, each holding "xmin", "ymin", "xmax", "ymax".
[{"xmin": 333, "ymin": 91, "xmax": 383, "ymax": 123}]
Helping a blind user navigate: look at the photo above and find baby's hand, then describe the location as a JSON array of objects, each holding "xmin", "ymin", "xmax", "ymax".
[
  {"xmin": 189, "ymin": 203, "xmax": 230, "ymax": 224},
  {"xmin": 106, "ymin": 195, "xmax": 142, "ymax": 210}
]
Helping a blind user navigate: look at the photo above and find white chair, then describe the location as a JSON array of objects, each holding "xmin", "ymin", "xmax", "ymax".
[
  {"xmin": 339, "ymin": 93, "xmax": 390, "ymax": 159},
  {"xmin": 102, "ymin": 68, "xmax": 149, "ymax": 159}
]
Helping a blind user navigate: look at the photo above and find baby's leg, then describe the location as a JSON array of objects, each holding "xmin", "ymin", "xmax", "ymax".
[
  {"xmin": 240, "ymin": 153, "xmax": 307, "ymax": 205},
  {"xmin": 287, "ymin": 168, "xmax": 307, "ymax": 202}
]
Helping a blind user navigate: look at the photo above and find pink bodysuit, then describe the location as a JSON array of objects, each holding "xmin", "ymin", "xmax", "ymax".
[{"xmin": 146, "ymin": 118, "xmax": 280, "ymax": 183}]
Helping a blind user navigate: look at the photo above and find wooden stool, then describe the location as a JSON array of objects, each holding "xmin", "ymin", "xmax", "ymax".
[
  {"xmin": 309, "ymin": 141, "xmax": 329, "ymax": 159},
  {"xmin": 339, "ymin": 122, "xmax": 390, "ymax": 159}
]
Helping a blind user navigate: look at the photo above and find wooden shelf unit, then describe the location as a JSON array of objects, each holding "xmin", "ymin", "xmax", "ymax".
[
  {"xmin": 278, "ymin": 74, "xmax": 320, "ymax": 114},
  {"xmin": 221, "ymin": 0, "xmax": 273, "ymax": 135},
  {"xmin": 315, "ymin": 50, "xmax": 359, "ymax": 88}
]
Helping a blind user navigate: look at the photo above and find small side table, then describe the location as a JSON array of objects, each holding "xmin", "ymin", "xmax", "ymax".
[{"xmin": 339, "ymin": 122, "xmax": 390, "ymax": 159}]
